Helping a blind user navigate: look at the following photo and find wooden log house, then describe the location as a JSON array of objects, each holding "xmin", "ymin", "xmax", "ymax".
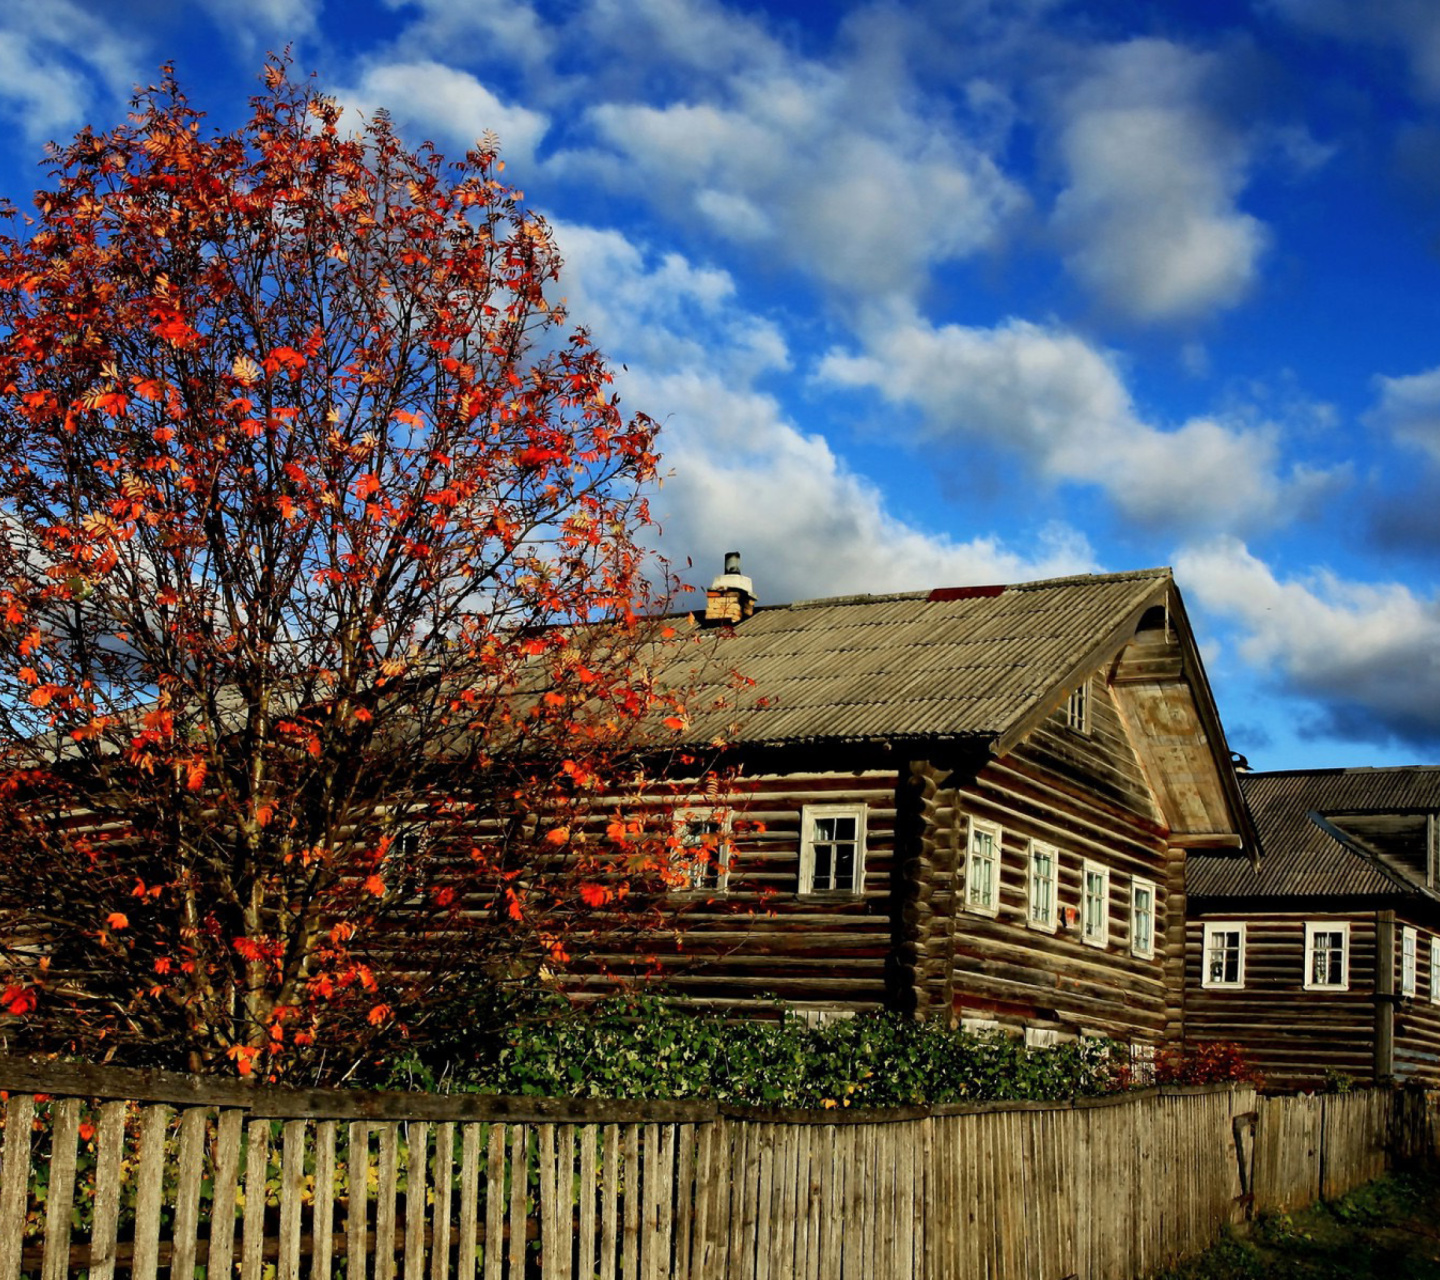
[
  {"xmin": 1186, "ymin": 767, "xmax": 1440, "ymax": 1088},
  {"xmin": 631, "ymin": 561, "xmax": 1254, "ymax": 1052}
]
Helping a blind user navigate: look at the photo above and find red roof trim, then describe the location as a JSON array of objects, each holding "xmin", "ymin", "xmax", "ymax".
[{"xmin": 927, "ymin": 584, "xmax": 1006, "ymax": 602}]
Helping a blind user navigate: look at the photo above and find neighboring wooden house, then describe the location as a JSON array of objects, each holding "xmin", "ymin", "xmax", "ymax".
[
  {"xmin": 622, "ymin": 562, "xmax": 1254, "ymax": 1051},
  {"xmin": 1185, "ymin": 767, "xmax": 1440, "ymax": 1088}
]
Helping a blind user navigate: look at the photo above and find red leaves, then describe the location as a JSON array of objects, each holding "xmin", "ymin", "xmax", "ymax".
[
  {"xmin": 0, "ymin": 60, "xmax": 690, "ymax": 1084},
  {"xmin": 1, "ymin": 985, "xmax": 36, "ymax": 1016}
]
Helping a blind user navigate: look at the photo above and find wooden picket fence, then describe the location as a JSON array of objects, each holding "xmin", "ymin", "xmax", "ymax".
[{"xmin": 0, "ymin": 1059, "xmax": 1429, "ymax": 1280}]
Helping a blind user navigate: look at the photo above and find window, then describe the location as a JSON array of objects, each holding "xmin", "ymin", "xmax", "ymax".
[
  {"xmin": 1027, "ymin": 840, "xmax": 1058, "ymax": 932},
  {"xmin": 1303, "ymin": 921, "xmax": 1349, "ymax": 991},
  {"xmin": 673, "ymin": 809, "xmax": 730, "ymax": 893},
  {"xmin": 1024, "ymin": 1026, "xmax": 1060, "ymax": 1049},
  {"xmin": 1066, "ymin": 680, "xmax": 1090, "ymax": 733},
  {"xmin": 1402, "ymin": 926, "xmax": 1418, "ymax": 997},
  {"xmin": 1130, "ymin": 877, "xmax": 1157, "ymax": 959},
  {"xmin": 1431, "ymin": 938, "xmax": 1440, "ymax": 1006},
  {"xmin": 1081, "ymin": 861, "xmax": 1109, "ymax": 947},
  {"xmin": 1128, "ymin": 1043, "xmax": 1156, "ymax": 1086},
  {"xmin": 799, "ymin": 805, "xmax": 866, "ymax": 895},
  {"xmin": 965, "ymin": 818, "xmax": 1002, "ymax": 916},
  {"xmin": 1202, "ymin": 922, "xmax": 1245, "ymax": 989}
]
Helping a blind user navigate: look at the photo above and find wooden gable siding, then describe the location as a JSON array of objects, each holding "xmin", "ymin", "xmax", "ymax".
[
  {"xmin": 909, "ymin": 679, "xmax": 1179, "ymax": 1044},
  {"xmin": 1392, "ymin": 916, "xmax": 1440, "ymax": 1083},
  {"xmin": 1183, "ymin": 914, "xmax": 1378, "ymax": 1088},
  {"xmin": 579, "ymin": 769, "xmax": 904, "ymax": 1014}
]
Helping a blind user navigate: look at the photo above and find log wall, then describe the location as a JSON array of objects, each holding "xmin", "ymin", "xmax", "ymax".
[{"xmin": 926, "ymin": 681, "xmax": 1181, "ymax": 1044}]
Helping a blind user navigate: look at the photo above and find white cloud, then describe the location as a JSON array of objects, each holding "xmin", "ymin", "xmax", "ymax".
[
  {"xmin": 0, "ymin": 2, "xmax": 142, "ymax": 145},
  {"xmin": 644, "ymin": 367, "xmax": 1097, "ymax": 603},
  {"xmin": 379, "ymin": 0, "xmax": 556, "ymax": 71},
  {"xmin": 816, "ymin": 314, "xmax": 1328, "ymax": 532},
  {"xmin": 547, "ymin": 222, "xmax": 1094, "ymax": 602},
  {"xmin": 1050, "ymin": 39, "xmax": 1268, "ymax": 321},
  {"xmin": 195, "ymin": 0, "xmax": 320, "ymax": 48},
  {"xmin": 538, "ymin": 0, "xmax": 1025, "ymax": 304},
  {"xmin": 1366, "ymin": 365, "xmax": 1440, "ymax": 463},
  {"xmin": 338, "ymin": 62, "xmax": 550, "ymax": 170},
  {"xmin": 1177, "ymin": 539, "xmax": 1440, "ymax": 747}
]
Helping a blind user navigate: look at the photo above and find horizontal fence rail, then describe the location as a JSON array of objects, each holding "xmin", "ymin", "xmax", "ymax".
[{"xmin": 0, "ymin": 1059, "xmax": 1429, "ymax": 1280}]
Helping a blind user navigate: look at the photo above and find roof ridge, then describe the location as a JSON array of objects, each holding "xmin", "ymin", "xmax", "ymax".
[
  {"xmin": 766, "ymin": 567, "xmax": 1172, "ymax": 614},
  {"xmin": 1244, "ymin": 765, "xmax": 1440, "ymax": 779}
]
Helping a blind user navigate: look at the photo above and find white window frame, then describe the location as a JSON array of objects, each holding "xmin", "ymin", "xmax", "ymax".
[
  {"xmin": 1303, "ymin": 921, "xmax": 1349, "ymax": 991},
  {"xmin": 1066, "ymin": 680, "xmax": 1090, "ymax": 733},
  {"xmin": 799, "ymin": 804, "xmax": 866, "ymax": 896},
  {"xmin": 1081, "ymin": 860, "xmax": 1109, "ymax": 948},
  {"xmin": 1431, "ymin": 937, "xmax": 1440, "ymax": 1006},
  {"xmin": 1026, "ymin": 840, "xmax": 1059, "ymax": 933},
  {"xmin": 965, "ymin": 818, "xmax": 1003, "ymax": 917},
  {"xmin": 1024, "ymin": 1026, "xmax": 1060, "ymax": 1050},
  {"xmin": 1201, "ymin": 922, "xmax": 1246, "ymax": 989},
  {"xmin": 1130, "ymin": 876, "xmax": 1157, "ymax": 959},
  {"xmin": 1402, "ymin": 925, "xmax": 1418, "ymax": 997},
  {"xmin": 672, "ymin": 807, "xmax": 732, "ymax": 894}
]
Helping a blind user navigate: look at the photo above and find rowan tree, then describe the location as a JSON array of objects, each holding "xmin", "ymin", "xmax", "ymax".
[{"xmin": 0, "ymin": 64, "xmax": 716, "ymax": 1080}]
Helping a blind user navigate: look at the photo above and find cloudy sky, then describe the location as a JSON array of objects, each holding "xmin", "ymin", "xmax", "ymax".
[{"xmin": 5, "ymin": 0, "xmax": 1440, "ymax": 770}]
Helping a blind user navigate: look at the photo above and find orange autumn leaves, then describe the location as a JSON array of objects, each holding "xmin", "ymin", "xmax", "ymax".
[{"xmin": 0, "ymin": 59, "xmax": 712, "ymax": 1081}]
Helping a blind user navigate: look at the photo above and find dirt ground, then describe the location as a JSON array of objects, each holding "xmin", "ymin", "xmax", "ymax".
[{"xmin": 1155, "ymin": 1170, "xmax": 1440, "ymax": 1279}]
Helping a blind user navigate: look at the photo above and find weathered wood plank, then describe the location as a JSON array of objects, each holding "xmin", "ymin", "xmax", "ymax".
[
  {"xmin": 314, "ymin": 1119, "xmax": 339, "ymax": 1280},
  {"xmin": 458, "ymin": 1123, "xmax": 483, "ymax": 1280},
  {"xmin": 241, "ymin": 1118, "xmax": 271, "ymax": 1280},
  {"xmin": 279, "ymin": 1119, "xmax": 307, "ymax": 1280},
  {"xmin": 622, "ymin": 1124, "xmax": 641, "ymax": 1280},
  {"xmin": 348, "ymin": 1122, "xmax": 371, "ymax": 1280},
  {"xmin": 130, "ymin": 1104, "xmax": 169, "ymax": 1280},
  {"xmin": 39, "ymin": 1098, "xmax": 81, "ymax": 1280},
  {"xmin": 507, "ymin": 1125, "xmax": 528, "ymax": 1280},
  {"xmin": 0, "ymin": 1093, "xmax": 35, "ymax": 1280},
  {"xmin": 600, "ymin": 1125, "xmax": 620, "ymax": 1280},
  {"xmin": 375, "ymin": 1123, "xmax": 400, "ymax": 1280},
  {"xmin": 579, "ymin": 1125, "xmax": 599, "ymax": 1280},
  {"xmin": 404, "ymin": 1121, "xmax": 430, "ymax": 1280},
  {"xmin": 483, "ymin": 1124, "xmax": 505, "ymax": 1280},
  {"xmin": 432, "ymin": 1122, "xmax": 455, "ymax": 1280},
  {"xmin": 206, "ymin": 1109, "xmax": 245, "ymax": 1280}
]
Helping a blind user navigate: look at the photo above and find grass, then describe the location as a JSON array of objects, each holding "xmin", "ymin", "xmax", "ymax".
[{"xmin": 1155, "ymin": 1170, "xmax": 1440, "ymax": 1278}]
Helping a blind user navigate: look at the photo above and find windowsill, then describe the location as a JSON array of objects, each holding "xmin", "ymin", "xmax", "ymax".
[
  {"xmin": 1201, "ymin": 981, "xmax": 1245, "ymax": 990},
  {"xmin": 1082, "ymin": 934, "xmax": 1108, "ymax": 950},
  {"xmin": 797, "ymin": 889, "xmax": 864, "ymax": 901},
  {"xmin": 1301, "ymin": 982, "xmax": 1349, "ymax": 992},
  {"xmin": 1027, "ymin": 917, "xmax": 1058, "ymax": 934},
  {"xmin": 965, "ymin": 900, "xmax": 1000, "ymax": 919}
]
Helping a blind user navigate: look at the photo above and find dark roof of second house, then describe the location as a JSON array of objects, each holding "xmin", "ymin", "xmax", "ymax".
[
  {"xmin": 674, "ymin": 568, "xmax": 1173, "ymax": 749},
  {"xmin": 1189, "ymin": 767, "xmax": 1440, "ymax": 900}
]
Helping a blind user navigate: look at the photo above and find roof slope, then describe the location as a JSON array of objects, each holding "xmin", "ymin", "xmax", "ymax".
[
  {"xmin": 674, "ymin": 568, "xmax": 1171, "ymax": 749},
  {"xmin": 1189, "ymin": 767, "xmax": 1440, "ymax": 899}
]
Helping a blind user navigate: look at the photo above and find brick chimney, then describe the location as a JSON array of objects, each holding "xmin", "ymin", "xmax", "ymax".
[{"xmin": 704, "ymin": 551, "xmax": 755, "ymax": 625}]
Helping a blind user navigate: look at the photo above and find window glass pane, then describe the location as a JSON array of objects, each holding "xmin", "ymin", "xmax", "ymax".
[{"xmin": 813, "ymin": 843, "xmax": 833, "ymax": 891}]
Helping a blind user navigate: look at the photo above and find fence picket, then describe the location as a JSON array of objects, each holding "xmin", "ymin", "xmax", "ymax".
[
  {"xmin": 405, "ymin": 1121, "xmax": 430, "ymax": 1280},
  {"xmin": 0, "ymin": 1093, "xmax": 35, "ymax": 1280},
  {"xmin": 242, "ymin": 1118, "xmax": 271, "ymax": 1280},
  {"xmin": 171, "ymin": 1107, "xmax": 208, "ymax": 1280},
  {"xmin": 314, "ymin": 1119, "xmax": 339, "ymax": 1280},
  {"xmin": 279, "ymin": 1119, "xmax": 307, "ymax": 1280},
  {"xmin": 375, "ymin": 1123, "xmax": 400, "ymax": 1280},
  {"xmin": 0, "ymin": 1061, "xmax": 1429, "ymax": 1280},
  {"xmin": 507, "ymin": 1124, "xmax": 527, "ymax": 1280},
  {"xmin": 348, "ymin": 1122, "xmax": 372, "ymax": 1280},
  {"xmin": 458, "ymin": 1124, "xmax": 483, "ymax": 1280},
  {"xmin": 433, "ymin": 1122, "xmax": 456, "ymax": 1280},
  {"xmin": 39, "ymin": 1098, "xmax": 80, "ymax": 1280}
]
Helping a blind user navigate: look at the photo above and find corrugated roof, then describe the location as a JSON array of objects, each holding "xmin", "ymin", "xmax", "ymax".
[
  {"xmin": 1188, "ymin": 767, "xmax": 1440, "ymax": 900},
  {"xmin": 668, "ymin": 568, "xmax": 1171, "ymax": 748}
]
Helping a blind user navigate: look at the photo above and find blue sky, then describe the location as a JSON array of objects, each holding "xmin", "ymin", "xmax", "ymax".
[{"xmin": 5, "ymin": 0, "xmax": 1440, "ymax": 771}]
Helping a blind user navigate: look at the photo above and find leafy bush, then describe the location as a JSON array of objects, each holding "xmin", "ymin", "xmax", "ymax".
[{"xmin": 385, "ymin": 995, "xmax": 1162, "ymax": 1107}]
